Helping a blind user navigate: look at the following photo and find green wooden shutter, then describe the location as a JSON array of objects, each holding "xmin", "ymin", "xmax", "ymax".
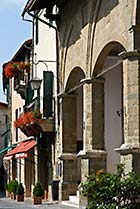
[
  {"xmin": 6, "ymin": 82, "xmax": 10, "ymax": 103},
  {"xmin": 43, "ymin": 71, "xmax": 54, "ymax": 118},
  {"xmin": 25, "ymin": 84, "xmax": 34, "ymax": 106}
]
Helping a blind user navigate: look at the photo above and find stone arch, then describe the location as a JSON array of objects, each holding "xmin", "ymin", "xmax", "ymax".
[
  {"xmin": 60, "ymin": 67, "xmax": 85, "ymax": 199},
  {"xmin": 93, "ymin": 41, "xmax": 125, "ymax": 77},
  {"xmin": 65, "ymin": 67, "xmax": 85, "ymax": 92},
  {"xmin": 92, "ymin": 42, "xmax": 126, "ymax": 172},
  {"xmin": 63, "ymin": 67, "xmax": 85, "ymax": 155}
]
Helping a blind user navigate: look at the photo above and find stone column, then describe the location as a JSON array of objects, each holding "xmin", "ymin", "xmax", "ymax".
[
  {"xmin": 78, "ymin": 79, "xmax": 106, "ymax": 182},
  {"xmin": 92, "ymin": 79, "xmax": 104, "ymax": 150},
  {"xmin": 116, "ymin": 51, "xmax": 140, "ymax": 174},
  {"xmin": 78, "ymin": 79, "xmax": 106, "ymax": 209},
  {"xmin": 59, "ymin": 94, "xmax": 78, "ymax": 200},
  {"xmin": 83, "ymin": 82, "xmax": 93, "ymax": 151}
]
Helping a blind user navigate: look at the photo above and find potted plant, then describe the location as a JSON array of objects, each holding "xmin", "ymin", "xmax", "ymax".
[
  {"xmin": 16, "ymin": 183, "xmax": 24, "ymax": 201},
  {"xmin": 8, "ymin": 180, "xmax": 18, "ymax": 200},
  {"xmin": 5, "ymin": 183, "xmax": 10, "ymax": 198},
  {"xmin": 32, "ymin": 182, "xmax": 44, "ymax": 205}
]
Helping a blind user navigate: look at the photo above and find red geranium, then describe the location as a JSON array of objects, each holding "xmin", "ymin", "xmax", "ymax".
[
  {"xmin": 14, "ymin": 111, "xmax": 41, "ymax": 128},
  {"xmin": 4, "ymin": 61, "xmax": 30, "ymax": 78}
]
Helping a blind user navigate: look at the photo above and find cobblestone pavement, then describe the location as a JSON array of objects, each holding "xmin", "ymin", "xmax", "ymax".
[{"xmin": 0, "ymin": 197, "xmax": 77, "ymax": 209}]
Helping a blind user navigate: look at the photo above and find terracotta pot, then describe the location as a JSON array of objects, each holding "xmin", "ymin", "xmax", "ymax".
[
  {"xmin": 32, "ymin": 196, "xmax": 42, "ymax": 205},
  {"xmin": 10, "ymin": 192, "xmax": 16, "ymax": 200},
  {"xmin": 16, "ymin": 194, "xmax": 24, "ymax": 202}
]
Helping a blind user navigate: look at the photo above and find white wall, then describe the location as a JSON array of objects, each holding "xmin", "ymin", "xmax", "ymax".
[
  {"xmin": 103, "ymin": 57, "xmax": 123, "ymax": 173},
  {"xmin": 33, "ymin": 10, "xmax": 57, "ymax": 115}
]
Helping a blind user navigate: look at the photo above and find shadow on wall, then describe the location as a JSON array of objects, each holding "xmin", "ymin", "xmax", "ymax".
[{"xmin": 59, "ymin": 0, "xmax": 119, "ymax": 48}]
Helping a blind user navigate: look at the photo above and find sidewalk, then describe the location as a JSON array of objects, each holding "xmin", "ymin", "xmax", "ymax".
[{"xmin": 0, "ymin": 196, "xmax": 78, "ymax": 209}]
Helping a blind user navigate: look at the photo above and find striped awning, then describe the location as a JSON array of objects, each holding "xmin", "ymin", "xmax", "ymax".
[{"xmin": 4, "ymin": 139, "xmax": 36, "ymax": 160}]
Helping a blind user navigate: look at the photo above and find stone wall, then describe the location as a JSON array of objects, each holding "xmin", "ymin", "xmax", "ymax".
[{"xmin": 54, "ymin": 0, "xmax": 140, "ymax": 204}]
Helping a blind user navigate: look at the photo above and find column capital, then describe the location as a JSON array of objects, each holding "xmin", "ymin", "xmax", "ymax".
[
  {"xmin": 119, "ymin": 50, "xmax": 140, "ymax": 60},
  {"xmin": 115, "ymin": 143, "xmax": 140, "ymax": 155},
  {"xmin": 77, "ymin": 149, "xmax": 107, "ymax": 159},
  {"xmin": 59, "ymin": 153, "xmax": 77, "ymax": 160}
]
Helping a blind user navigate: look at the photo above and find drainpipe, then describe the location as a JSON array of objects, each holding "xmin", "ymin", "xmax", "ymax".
[{"xmin": 22, "ymin": 9, "xmax": 60, "ymax": 125}]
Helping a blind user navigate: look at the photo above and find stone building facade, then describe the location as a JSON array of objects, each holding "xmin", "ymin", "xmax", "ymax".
[
  {"xmin": 13, "ymin": 0, "xmax": 140, "ymax": 207},
  {"xmin": 0, "ymin": 102, "xmax": 8, "ymax": 191},
  {"xmin": 54, "ymin": 0, "xmax": 140, "ymax": 202},
  {"xmin": 3, "ymin": 4, "xmax": 57, "ymax": 199},
  {"xmin": 2, "ymin": 40, "xmax": 35, "ymax": 197}
]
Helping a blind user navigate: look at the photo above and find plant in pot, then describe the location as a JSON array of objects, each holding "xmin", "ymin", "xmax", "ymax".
[
  {"xmin": 16, "ymin": 183, "xmax": 24, "ymax": 201},
  {"xmin": 5, "ymin": 183, "xmax": 10, "ymax": 198},
  {"xmin": 8, "ymin": 180, "xmax": 18, "ymax": 200},
  {"xmin": 32, "ymin": 182, "xmax": 44, "ymax": 205}
]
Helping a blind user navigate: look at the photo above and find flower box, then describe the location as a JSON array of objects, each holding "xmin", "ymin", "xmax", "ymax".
[
  {"xmin": 39, "ymin": 119, "xmax": 54, "ymax": 132},
  {"xmin": 14, "ymin": 111, "xmax": 54, "ymax": 136},
  {"xmin": 4, "ymin": 61, "xmax": 30, "ymax": 78},
  {"xmin": 20, "ymin": 122, "xmax": 42, "ymax": 137}
]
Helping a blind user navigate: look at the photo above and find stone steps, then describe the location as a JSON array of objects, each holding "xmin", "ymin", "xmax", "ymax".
[
  {"xmin": 61, "ymin": 190, "xmax": 80, "ymax": 208},
  {"xmin": 61, "ymin": 200, "xmax": 79, "ymax": 208}
]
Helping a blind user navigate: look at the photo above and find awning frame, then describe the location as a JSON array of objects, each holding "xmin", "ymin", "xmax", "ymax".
[{"xmin": 0, "ymin": 143, "xmax": 17, "ymax": 155}]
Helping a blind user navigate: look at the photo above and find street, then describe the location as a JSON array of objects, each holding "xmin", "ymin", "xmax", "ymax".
[{"xmin": 0, "ymin": 197, "xmax": 77, "ymax": 209}]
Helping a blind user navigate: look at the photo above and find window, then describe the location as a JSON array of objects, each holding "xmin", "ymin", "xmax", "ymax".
[
  {"xmin": 35, "ymin": 19, "xmax": 39, "ymax": 45},
  {"xmin": 5, "ymin": 114, "xmax": 9, "ymax": 147},
  {"xmin": 15, "ymin": 109, "xmax": 18, "ymax": 142}
]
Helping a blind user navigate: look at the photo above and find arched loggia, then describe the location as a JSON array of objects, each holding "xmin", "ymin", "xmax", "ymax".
[
  {"xmin": 92, "ymin": 42, "xmax": 126, "ymax": 172},
  {"xmin": 60, "ymin": 67, "xmax": 85, "ymax": 200}
]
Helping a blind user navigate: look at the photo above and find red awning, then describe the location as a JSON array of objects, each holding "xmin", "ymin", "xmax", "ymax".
[
  {"xmin": 4, "ymin": 139, "xmax": 36, "ymax": 160},
  {"xmin": 3, "ymin": 155, "xmax": 13, "ymax": 160}
]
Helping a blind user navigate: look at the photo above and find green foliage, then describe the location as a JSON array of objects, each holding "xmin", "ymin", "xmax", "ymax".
[
  {"xmin": 5, "ymin": 183, "xmax": 9, "ymax": 191},
  {"xmin": 16, "ymin": 183, "xmax": 24, "ymax": 195},
  {"xmin": 33, "ymin": 182, "xmax": 44, "ymax": 197},
  {"xmin": 8, "ymin": 180, "xmax": 18, "ymax": 194},
  {"xmin": 81, "ymin": 164, "xmax": 140, "ymax": 209}
]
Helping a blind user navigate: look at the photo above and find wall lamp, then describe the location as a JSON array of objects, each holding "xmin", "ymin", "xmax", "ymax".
[{"xmin": 30, "ymin": 77, "xmax": 42, "ymax": 90}]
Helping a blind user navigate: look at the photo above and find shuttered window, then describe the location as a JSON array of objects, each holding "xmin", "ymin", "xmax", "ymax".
[{"xmin": 43, "ymin": 71, "xmax": 54, "ymax": 118}]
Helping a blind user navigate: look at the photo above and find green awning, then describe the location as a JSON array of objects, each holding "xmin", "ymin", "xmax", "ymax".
[{"xmin": 0, "ymin": 144, "xmax": 17, "ymax": 155}]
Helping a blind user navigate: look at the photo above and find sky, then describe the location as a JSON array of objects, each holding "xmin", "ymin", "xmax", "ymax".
[{"xmin": 0, "ymin": 0, "xmax": 31, "ymax": 103}]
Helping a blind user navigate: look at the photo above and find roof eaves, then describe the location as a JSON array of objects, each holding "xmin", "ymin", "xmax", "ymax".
[
  {"xmin": 22, "ymin": 0, "xmax": 62, "ymax": 16},
  {"xmin": 11, "ymin": 39, "xmax": 32, "ymax": 61}
]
